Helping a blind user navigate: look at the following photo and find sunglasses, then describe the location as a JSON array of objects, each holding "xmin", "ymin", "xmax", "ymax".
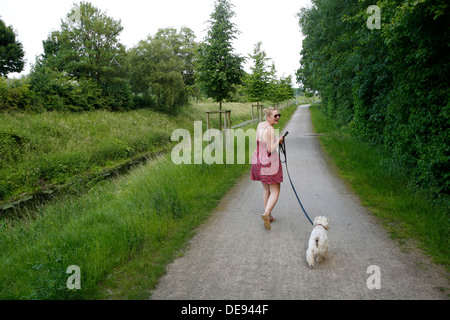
[{"xmin": 274, "ymin": 114, "xmax": 281, "ymax": 118}]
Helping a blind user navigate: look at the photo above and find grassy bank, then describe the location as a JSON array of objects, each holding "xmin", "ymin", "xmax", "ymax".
[
  {"xmin": 0, "ymin": 101, "xmax": 253, "ymax": 205},
  {"xmin": 310, "ymin": 104, "xmax": 449, "ymax": 268},
  {"xmin": 0, "ymin": 103, "xmax": 297, "ymax": 299}
]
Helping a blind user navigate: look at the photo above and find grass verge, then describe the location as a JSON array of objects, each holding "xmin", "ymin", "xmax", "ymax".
[{"xmin": 310, "ymin": 104, "xmax": 449, "ymax": 268}]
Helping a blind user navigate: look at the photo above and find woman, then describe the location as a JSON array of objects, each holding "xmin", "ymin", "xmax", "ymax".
[{"xmin": 251, "ymin": 107, "xmax": 284, "ymax": 230}]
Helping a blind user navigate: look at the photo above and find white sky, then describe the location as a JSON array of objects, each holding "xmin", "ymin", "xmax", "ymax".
[{"xmin": 1, "ymin": 0, "xmax": 312, "ymax": 82}]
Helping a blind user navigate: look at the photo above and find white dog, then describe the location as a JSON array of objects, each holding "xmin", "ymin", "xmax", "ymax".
[{"xmin": 306, "ymin": 216, "xmax": 330, "ymax": 269}]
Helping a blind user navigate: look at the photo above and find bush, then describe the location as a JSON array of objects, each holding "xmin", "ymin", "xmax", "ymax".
[
  {"xmin": 29, "ymin": 66, "xmax": 109, "ymax": 112},
  {"xmin": 0, "ymin": 77, "xmax": 39, "ymax": 111}
]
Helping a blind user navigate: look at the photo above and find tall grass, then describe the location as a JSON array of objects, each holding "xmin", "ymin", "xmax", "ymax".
[
  {"xmin": 310, "ymin": 104, "xmax": 449, "ymax": 267},
  {"xmin": 0, "ymin": 102, "xmax": 253, "ymax": 203},
  {"xmin": 0, "ymin": 155, "xmax": 246, "ymax": 299},
  {"xmin": 0, "ymin": 103, "xmax": 297, "ymax": 299}
]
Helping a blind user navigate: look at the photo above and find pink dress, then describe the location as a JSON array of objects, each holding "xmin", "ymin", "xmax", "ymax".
[{"xmin": 250, "ymin": 126, "xmax": 283, "ymax": 184}]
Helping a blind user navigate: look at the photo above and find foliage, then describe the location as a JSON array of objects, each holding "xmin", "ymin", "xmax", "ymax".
[
  {"xmin": 33, "ymin": 1, "xmax": 131, "ymax": 110},
  {"xmin": 153, "ymin": 27, "xmax": 198, "ymax": 89},
  {"xmin": 270, "ymin": 74, "xmax": 295, "ymax": 107},
  {"xmin": 244, "ymin": 42, "xmax": 271, "ymax": 103},
  {"xmin": 128, "ymin": 27, "xmax": 197, "ymax": 113},
  {"xmin": 0, "ymin": 18, "xmax": 25, "ymax": 77},
  {"xmin": 196, "ymin": 0, "xmax": 245, "ymax": 109},
  {"xmin": 242, "ymin": 42, "xmax": 295, "ymax": 107},
  {"xmin": 0, "ymin": 77, "xmax": 36, "ymax": 111},
  {"xmin": 29, "ymin": 66, "xmax": 107, "ymax": 111},
  {"xmin": 264, "ymin": 62, "xmax": 295, "ymax": 106},
  {"xmin": 297, "ymin": 0, "xmax": 449, "ymax": 196}
]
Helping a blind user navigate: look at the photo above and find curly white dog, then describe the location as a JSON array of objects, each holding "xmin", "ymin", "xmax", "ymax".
[{"xmin": 306, "ymin": 216, "xmax": 330, "ymax": 269}]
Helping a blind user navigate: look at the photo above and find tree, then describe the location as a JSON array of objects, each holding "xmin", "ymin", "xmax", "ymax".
[
  {"xmin": 128, "ymin": 27, "xmax": 197, "ymax": 112},
  {"xmin": 244, "ymin": 42, "xmax": 271, "ymax": 104},
  {"xmin": 154, "ymin": 27, "xmax": 198, "ymax": 89},
  {"xmin": 129, "ymin": 33, "xmax": 187, "ymax": 113},
  {"xmin": 0, "ymin": 18, "xmax": 25, "ymax": 77},
  {"xmin": 297, "ymin": 0, "xmax": 358, "ymax": 121},
  {"xmin": 277, "ymin": 75, "xmax": 295, "ymax": 105},
  {"xmin": 297, "ymin": 0, "xmax": 450, "ymax": 196},
  {"xmin": 196, "ymin": 0, "xmax": 245, "ymax": 111},
  {"xmin": 34, "ymin": 2, "xmax": 131, "ymax": 110},
  {"xmin": 266, "ymin": 62, "xmax": 280, "ymax": 105}
]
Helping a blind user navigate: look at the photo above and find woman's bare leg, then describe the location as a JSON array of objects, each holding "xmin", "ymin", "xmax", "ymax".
[
  {"xmin": 261, "ymin": 183, "xmax": 280, "ymax": 230},
  {"xmin": 262, "ymin": 183, "xmax": 270, "ymax": 209},
  {"xmin": 264, "ymin": 183, "xmax": 280, "ymax": 217}
]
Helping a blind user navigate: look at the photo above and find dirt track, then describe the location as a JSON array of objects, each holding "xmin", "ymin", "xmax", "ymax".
[{"xmin": 150, "ymin": 105, "xmax": 448, "ymax": 300}]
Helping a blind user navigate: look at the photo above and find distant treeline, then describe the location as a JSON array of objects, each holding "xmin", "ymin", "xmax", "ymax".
[
  {"xmin": 0, "ymin": 1, "xmax": 295, "ymax": 114},
  {"xmin": 297, "ymin": 0, "xmax": 449, "ymax": 197}
]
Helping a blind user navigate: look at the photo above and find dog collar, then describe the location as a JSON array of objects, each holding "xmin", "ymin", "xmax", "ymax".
[{"xmin": 316, "ymin": 224, "xmax": 327, "ymax": 230}]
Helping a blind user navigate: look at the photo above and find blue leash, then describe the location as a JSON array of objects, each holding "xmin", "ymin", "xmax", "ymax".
[{"xmin": 279, "ymin": 132, "xmax": 314, "ymax": 225}]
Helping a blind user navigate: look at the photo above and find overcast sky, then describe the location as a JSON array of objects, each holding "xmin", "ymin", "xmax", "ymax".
[{"xmin": 1, "ymin": 0, "xmax": 312, "ymax": 81}]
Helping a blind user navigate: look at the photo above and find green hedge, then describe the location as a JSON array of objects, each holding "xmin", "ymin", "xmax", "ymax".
[{"xmin": 298, "ymin": 0, "xmax": 449, "ymax": 197}]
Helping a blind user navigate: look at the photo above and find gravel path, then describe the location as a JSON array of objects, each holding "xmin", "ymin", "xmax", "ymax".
[{"xmin": 150, "ymin": 105, "xmax": 448, "ymax": 300}]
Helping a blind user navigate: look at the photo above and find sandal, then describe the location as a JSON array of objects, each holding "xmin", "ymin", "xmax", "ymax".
[{"xmin": 261, "ymin": 214, "xmax": 271, "ymax": 230}]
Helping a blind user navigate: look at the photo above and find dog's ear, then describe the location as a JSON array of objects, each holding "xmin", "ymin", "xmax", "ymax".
[{"xmin": 313, "ymin": 216, "xmax": 319, "ymax": 226}]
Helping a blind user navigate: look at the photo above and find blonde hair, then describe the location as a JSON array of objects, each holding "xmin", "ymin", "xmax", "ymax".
[{"xmin": 264, "ymin": 107, "xmax": 277, "ymax": 118}]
